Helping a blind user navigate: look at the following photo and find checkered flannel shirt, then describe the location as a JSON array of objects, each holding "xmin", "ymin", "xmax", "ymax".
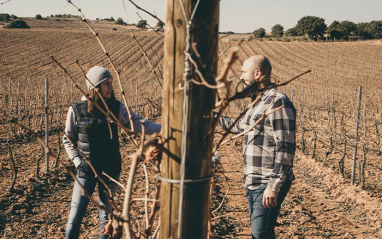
[{"xmin": 219, "ymin": 84, "xmax": 296, "ymax": 193}]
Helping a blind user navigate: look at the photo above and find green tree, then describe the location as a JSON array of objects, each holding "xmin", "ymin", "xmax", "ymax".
[
  {"xmin": 0, "ymin": 13, "xmax": 11, "ymax": 21},
  {"xmin": 271, "ymin": 24, "xmax": 284, "ymax": 37},
  {"xmin": 35, "ymin": 14, "xmax": 42, "ymax": 20},
  {"xmin": 327, "ymin": 21, "xmax": 340, "ymax": 33},
  {"xmin": 110, "ymin": 17, "xmax": 115, "ymax": 21},
  {"xmin": 295, "ymin": 16, "xmax": 327, "ymax": 40},
  {"xmin": 156, "ymin": 21, "xmax": 164, "ymax": 29},
  {"xmin": 115, "ymin": 17, "xmax": 125, "ymax": 25},
  {"xmin": 4, "ymin": 20, "xmax": 30, "ymax": 29},
  {"xmin": 284, "ymin": 27, "xmax": 298, "ymax": 36},
  {"xmin": 356, "ymin": 22, "xmax": 371, "ymax": 39},
  {"xmin": 137, "ymin": 19, "xmax": 147, "ymax": 29},
  {"xmin": 368, "ymin": 21, "xmax": 382, "ymax": 39},
  {"xmin": 338, "ymin": 20, "xmax": 357, "ymax": 37},
  {"xmin": 253, "ymin": 27, "xmax": 266, "ymax": 38},
  {"xmin": 330, "ymin": 29, "xmax": 343, "ymax": 40}
]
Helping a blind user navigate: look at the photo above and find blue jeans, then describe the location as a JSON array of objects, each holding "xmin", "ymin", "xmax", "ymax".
[
  {"xmin": 246, "ymin": 180, "xmax": 292, "ymax": 239},
  {"xmin": 66, "ymin": 174, "xmax": 119, "ymax": 239}
]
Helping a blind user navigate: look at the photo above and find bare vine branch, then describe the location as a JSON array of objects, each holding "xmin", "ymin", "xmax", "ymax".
[
  {"xmin": 51, "ymin": 56, "xmax": 139, "ymax": 148},
  {"xmin": 132, "ymin": 34, "xmax": 163, "ymax": 90},
  {"xmin": 66, "ymin": 0, "xmax": 136, "ymax": 133},
  {"xmin": 136, "ymin": 12, "xmax": 164, "ymax": 38},
  {"xmin": 0, "ymin": 0, "xmax": 12, "ymax": 5},
  {"xmin": 125, "ymin": 0, "xmax": 165, "ymax": 26}
]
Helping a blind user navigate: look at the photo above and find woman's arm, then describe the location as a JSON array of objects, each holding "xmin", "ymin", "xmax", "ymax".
[
  {"xmin": 119, "ymin": 103, "xmax": 161, "ymax": 135},
  {"xmin": 63, "ymin": 106, "xmax": 82, "ymax": 168}
]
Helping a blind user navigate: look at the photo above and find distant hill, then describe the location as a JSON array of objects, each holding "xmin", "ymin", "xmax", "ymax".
[{"xmin": 2, "ymin": 17, "xmax": 140, "ymax": 32}]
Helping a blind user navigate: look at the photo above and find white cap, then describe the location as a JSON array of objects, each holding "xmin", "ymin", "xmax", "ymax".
[{"xmin": 85, "ymin": 66, "xmax": 113, "ymax": 90}]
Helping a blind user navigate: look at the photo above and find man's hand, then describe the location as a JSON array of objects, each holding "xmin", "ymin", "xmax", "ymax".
[
  {"xmin": 101, "ymin": 220, "xmax": 113, "ymax": 236},
  {"xmin": 262, "ymin": 188, "xmax": 278, "ymax": 209}
]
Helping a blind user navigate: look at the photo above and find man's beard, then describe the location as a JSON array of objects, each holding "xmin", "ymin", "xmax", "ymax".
[{"xmin": 243, "ymin": 80, "xmax": 261, "ymax": 95}]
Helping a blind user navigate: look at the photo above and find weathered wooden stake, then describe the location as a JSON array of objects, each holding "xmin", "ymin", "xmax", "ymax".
[
  {"xmin": 351, "ymin": 86, "xmax": 362, "ymax": 184},
  {"xmin": 160, "ymin": 0, "xmax": 219, "ymax": 238},
  {"xmin": 45, "ymin": 78, "xmax": 49, "ymax": 173}
]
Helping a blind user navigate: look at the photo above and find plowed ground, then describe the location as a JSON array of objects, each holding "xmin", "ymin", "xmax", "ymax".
[{"xmin": 1, "ymin": 134, "xmax": 381, "ymax": 238}]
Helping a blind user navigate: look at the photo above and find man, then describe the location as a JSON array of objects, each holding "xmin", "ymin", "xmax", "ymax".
[{"xmin": 218, "ymin": 55, "xmax": 296, "ymax": 238}]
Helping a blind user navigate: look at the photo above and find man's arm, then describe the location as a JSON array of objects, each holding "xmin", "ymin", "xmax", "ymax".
[
  {"xmin": 267, "ymin": 96, "xmax": 296, "ymax": 193},
  {"xmin": 217, "ymin": 114, "xmax": 247, "ymax": 134}
]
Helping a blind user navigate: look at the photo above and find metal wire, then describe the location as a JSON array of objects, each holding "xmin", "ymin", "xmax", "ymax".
[{"xmin": 177, "ymin": 0, "xmax": 201, "ymax": 238}]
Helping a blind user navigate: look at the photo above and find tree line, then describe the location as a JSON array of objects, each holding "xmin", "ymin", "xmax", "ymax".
[
  {"xmin": 1, "ymin": 12, "xmax": 164, "ymax": 31},
  {"xmin": 253, "ymin": 16, "xmax": 382, "ymax": 40}
]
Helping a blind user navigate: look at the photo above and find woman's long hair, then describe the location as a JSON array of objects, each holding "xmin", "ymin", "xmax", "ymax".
[{"xmin": 87, "ymin": 86, "xmax": 116, "ymax": 115}]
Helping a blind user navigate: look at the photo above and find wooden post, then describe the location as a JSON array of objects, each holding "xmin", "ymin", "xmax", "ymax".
[
  {"xmin": 45, "ymin": 78, "xmax": 49, "ymax": 173},
  {"xmin": 160, "ymin": 0, "xmax": 219, "ymax": 238},
  {"xmin": 351, "ymin": 86, "xmax": 362, "ymax": 184},
  {"xmin": 135, "ymin": 83, "xmax": 138, "ymax": 114}
]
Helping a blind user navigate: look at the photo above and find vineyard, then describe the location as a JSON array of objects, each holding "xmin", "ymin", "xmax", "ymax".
[{"xmin": 1, "ymin": 17, "xmax": 382, "ymax": 238}]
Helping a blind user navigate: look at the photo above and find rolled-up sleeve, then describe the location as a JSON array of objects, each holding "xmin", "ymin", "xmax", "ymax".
[
  {"xmin": 266, "ymin": 97, "xmax": 296, "ymax": 193},
  {"xmin": 218, "ymin": 114, "xmax": 247, "ymax": 134}
]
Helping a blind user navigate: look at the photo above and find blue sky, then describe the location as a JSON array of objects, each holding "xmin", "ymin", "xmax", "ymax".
[{"xmin": 1, "ymin": 0, "xmax": 381, "ymax": 33}]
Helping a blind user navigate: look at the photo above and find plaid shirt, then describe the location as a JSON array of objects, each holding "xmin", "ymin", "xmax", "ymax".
[{"xmin": 219, "ymin": 84, "xmax": 296, "ymax": 193}]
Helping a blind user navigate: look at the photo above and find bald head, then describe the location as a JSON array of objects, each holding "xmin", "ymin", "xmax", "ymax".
[
  {"xmin": 246, "ymin": 55, "xmax": 272, "ymax": 79},
  {"xmin": 240, "ymin": 55, "xmax": 272, "ymax": 87}
]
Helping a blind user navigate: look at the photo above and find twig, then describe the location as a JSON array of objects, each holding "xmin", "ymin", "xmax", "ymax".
[
  {"xmin": 212, "ymin": 163, "xmax": 230, "ymax": 214},
  {"xmin": 0, "ymin": 0, "xmax": 12, "ymax": 5},
  {"xmin": 338, "ymin": 137, "xmax": 347, "ymax": 177},
  {"xmin": 63, "ymin": 133, "xmax": 115, "ymax": 203},
  {"xmin": 143, "ymin": 164, "xmax": 150, "ymax": 228},
  {"xmin": 218, "ymin": 106, "xmax": 285, "ymax": 148},
  {"xmin": 223, "ymin": 70, "xmax": 311, "ymax": 105},
  {"xmin": 51, "ymin": 56, "xmax": 139, "ymax": 148},
  {"xmin": 0, "ymin": 112, "xmax": 117, "ymax": 218},
  {"xmin": 35, "ymin": 141, "xmax": 44, "ymax": 179},
  {"xmin": 145, "ymin": 179, "xmax": 161, "ymax": 237},
  {"xmin": 213, "ymin": 97, "xmax": 261, "ymax": 152},
  {"xmin": 5, "ymin": 142, "xmax": 17, "ymax": 192},
  {"xmin": 102, "ymin": 171, "xmax": 126, "ymax": 190},
  {"xmin": 75, "ymin": 60, "xmax": 114, "ymax": 140},
  {"xmin": 122, "ymin": 120, "xmax": 146, "ymax": 239},
  {"xmin": 323, "ymin": 136, "xmax": 333, "ymax": 166},
  {"xmin": 151, "ymin": 222, "xmax": 160, "ymax": 239},
  {"xmin": 144, "ymin": 97, "xmax": 162, "ymax": 111},
  {"xmin": 126, "ymin": 0, "xmax": 165, "ymax": 26},
  {"xmin": 184, "ymin": 51, "xmax": 224, "ymax": 89},
  {"xmin": 66, "ymin": 0, "xmax": 136, "ymax": 133},
  {"xmin": 132, "ymin": 35, "xmax": 163, "ymax": 89},
  {"xmin": 136, "ymin": 12, "xmax": 164, "ymax": 38}
]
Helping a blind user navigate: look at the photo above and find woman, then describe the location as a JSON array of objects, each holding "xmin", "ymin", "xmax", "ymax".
[{"xmin": 63, "ymin": 66, "xmax": 161, "ymax": 239}]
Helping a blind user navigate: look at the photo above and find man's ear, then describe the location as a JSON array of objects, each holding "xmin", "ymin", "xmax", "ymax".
[{"xmin": 253, "ymin": 69, "xmax": 262, "ymax": 80}]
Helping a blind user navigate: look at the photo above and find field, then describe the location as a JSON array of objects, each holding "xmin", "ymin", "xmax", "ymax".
[{"xmin": 1, "ymin": 17, "xmax": 382, "ymax": 238}]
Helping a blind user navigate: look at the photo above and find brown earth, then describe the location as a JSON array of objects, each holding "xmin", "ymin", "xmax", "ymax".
[
  {"xmin": 1, "ymin": 134, "xmax": 381, "ymax": 238},
  {"xmin": 212, "ymin": 143, "xmax": 382, "ymax": 238}
]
